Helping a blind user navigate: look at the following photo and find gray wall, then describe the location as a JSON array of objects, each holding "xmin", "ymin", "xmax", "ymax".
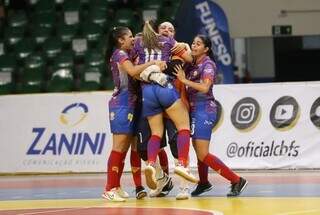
[
  {"xmin": 214, "ymin": 0, "xmax": 320, "ymax": 37},
  {"xmin": 246, "ymin": 37, "xmax": 275, "ymax": 79}
]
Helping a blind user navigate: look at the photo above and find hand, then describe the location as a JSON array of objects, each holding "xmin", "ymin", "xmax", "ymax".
[
  {"xmin": 173, "ymin": 64, "xmax": 186, "ymax": 83},
  {"xmin": 154, "ymin": 60, "xmax": 167, "ymax": 71}
]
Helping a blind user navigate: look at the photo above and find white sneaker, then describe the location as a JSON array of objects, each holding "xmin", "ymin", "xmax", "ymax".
[
  {"xmin": 149, "ymin": 173, "xmax": 170, "ymax": 197},
  {"xmin": 102, "ymin": 188, "xmax": 126, "ymax": 202},
  {"xmin": 115, "ymin": 187, "xmax": 129, "ymax": 198},
  {"xmin": 176, "ymin": 187, "xmax": 190, "ymax": 200},
  {"xmin": 174, "ymin": 164, "xmax": 199, "ymax": 184},
  {"xmin": 145, "ymin": 165, "xmax": 157, "ymax": 190}
]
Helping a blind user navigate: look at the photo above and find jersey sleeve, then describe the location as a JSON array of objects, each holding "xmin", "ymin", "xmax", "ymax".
[
  {"xmin": 201, "ymin": 62, "xmax": 216, "ymax": 82},
  {"xmin": 117, "ymin": 50, "xmax": 130, "ymax": 64}
]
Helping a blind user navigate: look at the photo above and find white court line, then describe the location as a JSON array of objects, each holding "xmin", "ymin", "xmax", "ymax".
[
  {"xmin": 17, "ymin": 208, "xmax": 85, "ymax": 215},
  {"xmin": 276, "ymin": 209, "xmax": 320, "ymax": 215}
]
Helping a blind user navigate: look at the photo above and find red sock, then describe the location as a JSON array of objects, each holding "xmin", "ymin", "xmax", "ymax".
[
  {"xmin": 177, "ymin": 129, "xmax": 190, "ymax": 166},
  {"xmin": 158, "ymin": 149, "xmax": 169, "ymax": 174},
  {"xmin": 197, "ymin": 159, "xmax": 209, "ymax": 184},
  {"xmin": 105, "ymin": 150, "xmax": 123, "ymax": 191},
  {"xmin": 116, "ymin": 151, "xmax": 127, "ymax": 187},
  {"xmin": 147, "ymin": 135, "xmax": 161, "ymax": 165},
  {"xmin": 130, "ymin": 150, "xmax": 142, "ymax": 187},
  {"xmin": 203, "ymin": 153, "xmax": 240, "ymax": 183}
]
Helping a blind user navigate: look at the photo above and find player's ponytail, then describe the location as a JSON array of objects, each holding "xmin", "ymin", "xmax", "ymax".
[{"xmin": 142, "ymin": 20, "xmax": 161, "ymax": 53}]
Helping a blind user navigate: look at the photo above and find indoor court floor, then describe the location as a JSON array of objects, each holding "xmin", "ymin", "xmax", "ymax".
[{"xmin": 0, "ymin": 170, "xmax": 320, "ymax": 215}]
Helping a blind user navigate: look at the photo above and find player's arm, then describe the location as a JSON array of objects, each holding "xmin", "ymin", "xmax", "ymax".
[
  {"xmin": 173, "ymin": 64, "xmax": 212, "ymax": 94},
  {"xmin": 120, "ymin": 59, "xmax": 165, "ymax": 77}
]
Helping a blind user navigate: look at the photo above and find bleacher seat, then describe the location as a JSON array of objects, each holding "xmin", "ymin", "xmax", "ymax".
[
  {"xmin": 88, "ymin": 6, "xmax": 108, "ymax": 31},
  {"xmin": 53, "ymin": 50, "xmax": 74, "ymax": 69},
  {"xmin": 81, "ymin": 22, "xmax": 103, "ymax": 47},
  {"xmin": 42, "ymin": 37, "xmax": 63, "ymax": 61},
  {"xmin": 0, "ymin": 55, "xmax": 16, "ymax": 94},
  {"xmin": 34, "ymin": 0, "xmax": 55, "ymax": 14},
  {"xmin": 72, "ymin": 37, "xmax": 88, "ymax": 62},
  {"xmin": 14, "ymin": 38, "xmax": 36, "ymax": 63},
  {"xmin": 63, "ymin": 0, "xmax": 83, "ymax": 25},
  {"xmin": 56, "ymin": 23, "xmax": 78, "ymax": 48},
  {"xmin": 104, "ymin": 75, "xmax": 114, "ymax": 90},
  {"xmin": 33, "ymin": 11, "xmax": 56, "ymax": 29},
  {"xmin": 90, "ymin": 0, "xmax": 109, "ymax": 10},
  {"xmin": 78, "ymin": 49, "xmax": 105, "ymax": 91},
  {"xmin": 47, "ymin": 50, "xmax": 74, "ymax": 92},
  {"xmin": 8, "ymin": 10, "xmax": 28, "ymax": 28},
  {"xmin": 114, "ymin": 8, "xmax": 135, "ymax": 28},
  {"xmin": 4, "ymin": 26, "xmax": 25, "ymax": 48},
  {"xmin": 31, "ymin": 26, "xmax": 52, "ymax": 46},
  {"xmin": 46, "ymin": 67, "xmax": 74, "ymax": 92},
  {"xmin": 0, "ymin": 40, "xmax": 5, "ymax": 56},
  {"xmin": 18, "ymin": 54, "xmax": 45, "ymax": 93},
  {"xmin": 159, "ymin": 1, "xmax": 181, "ymax": 22}
]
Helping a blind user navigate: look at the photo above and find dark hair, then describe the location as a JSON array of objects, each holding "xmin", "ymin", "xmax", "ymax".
[
  {"xmin": 105, "ymin": 26, "xmax": 131, "ymax": 61},
  {"xmin": 195, "ymin": 34, "xmax": 216, "ymax": 62}
]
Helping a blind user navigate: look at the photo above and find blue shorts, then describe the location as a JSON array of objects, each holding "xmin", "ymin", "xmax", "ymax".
[
  {"xmin": 109, "ymin": 105, "xmax": 135, "ymax": 134},
  {"xmin": 142, "ymin": 83, "xmax": 180, "ymax": 117},
  {"xmin": 190, "ymin": 105, "xmax": 217, "ymax": 141}
]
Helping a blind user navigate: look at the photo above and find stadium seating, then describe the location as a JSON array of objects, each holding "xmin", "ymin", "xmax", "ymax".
[
  {"xmin": 0, "ymin": 54, "xmax": 16, "ymax": 94},
  {"xmin": 4, "ymin": 26, "xmax": 25, "ymax": 49},
  {"xmin": 87, "ymin": 6, "xmax": 108, "ymax": 31},
  {"xmin": 17, "ymin": 54, "xmax": 45, "ymax": 93},
  {"xmin": 42, "ymin": 37, "xmax": 63, "ymax": 61},
  {"xmin": 56, "ymin": 23, "xmax": 78, "ymax": 48},
  {"xmin": 34, "ymin": 0, "xmax": 56, "ymax": 14},
  {"xmin": 32, "ymin": 11, "xmax": 56, "ymax": 29},
  {"xmin": 31, "ymin": 26, "xmax": 52, "ymax": 46},
  {"xmin": 78, "ymin": 49, "xmax": 105, "ymax": 91},
  {"xmin": 0, "ymin": 0, "xmax": 181, "ymax": 94},
  {"xmin": 14, "ymin": 37, "xmax": 36, "ymax": 64},
  {"xmin": 81, "ymin": 22, "xmax": 103, "ymax": 47},
  {"xmin": 8, "ymin": 10, "xmax": 28, "ymax": 28}
]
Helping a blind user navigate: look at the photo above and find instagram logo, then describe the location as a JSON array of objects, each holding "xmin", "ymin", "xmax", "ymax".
[
  {"xmin": 231, "ymin": 97, "xmax": 260, "ymax": 131},
  {"xmin": 236, "ymin": 103, "xmax": 255, "ymax": 124}
]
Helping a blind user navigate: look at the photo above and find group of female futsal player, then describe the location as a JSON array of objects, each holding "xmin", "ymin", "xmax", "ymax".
[{"xmin": 102, "ymin": 20, "xmax": 248, "ymax": 202}]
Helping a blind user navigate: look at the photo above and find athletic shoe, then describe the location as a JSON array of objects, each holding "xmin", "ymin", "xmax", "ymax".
[
  {"xmin": 136, "ymin": 186, "xmax": 147, "ymax": 199},
  {"xmin": 102, "ymin": 188, "xmax": 126, "ymax": 202},
  {"xmin": 149, "ymin": 173, "xmax": 171, "ymax": 197},
  {"xmin": 191, "ymin": 182, "xmax": 213, "ymax": 196},
  {"xmin": 157, "ymin": 177, "xmax": 174, "ymax": 197},
  {"xmin": 145, "ymin": 165, "xmax": 157, "ymax": 190},
  {"xmin": 174, "ymin": 164, "xmax": 199, "ymax": 184},
  {"xmin": 176, "ymin": 186, "xmax": 190, "ymax": 200},
  {"xmin": 227, "ymin": 177, "xmax": 248, "ymax": 197},
  {"xmin": 115, "ymin": 187, "xmax": 129, "ymax": 198}
]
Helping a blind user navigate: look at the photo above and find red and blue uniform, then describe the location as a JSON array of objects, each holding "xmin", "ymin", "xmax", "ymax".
[
  {"xmin": 132, "ymin": 36, "xmax": 180, "ymax": 117},
  {"xmin": 108, "ymin": 49, "xmax": 139, "ymax": 134},
  {"xmin": 186, "ymin": 56, "xmax": 217, "ymax": 140}
]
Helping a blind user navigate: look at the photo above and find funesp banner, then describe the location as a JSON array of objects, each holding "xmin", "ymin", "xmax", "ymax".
[
  {"xmin": 175, "ymin": 0, "xmax": 234, "ymax": 84},
  {"xmin": 0, "ymin": 82, "xmax": 320, "ymax": 173}
]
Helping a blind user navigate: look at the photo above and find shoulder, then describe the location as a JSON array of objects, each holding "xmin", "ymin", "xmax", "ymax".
[
  {"xmin": 112, "ymin": 49, "xmax": 129, "ymax": 63},
  {"xmin": 201, "ymin": 57, "xmax": 216, "ymax": 70}
]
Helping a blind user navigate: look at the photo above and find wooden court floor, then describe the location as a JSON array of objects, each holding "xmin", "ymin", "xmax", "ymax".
[{"xmin": 0, "ymin": 170, "xmax": 320, "ymax": 215}]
